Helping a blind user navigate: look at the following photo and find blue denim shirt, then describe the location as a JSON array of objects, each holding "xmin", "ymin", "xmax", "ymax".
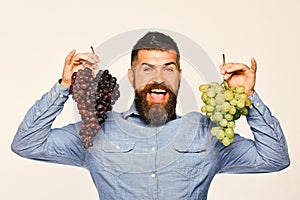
[{"xmin": 11, "ymin": 82, "xmax": 290, "ymax": 200}]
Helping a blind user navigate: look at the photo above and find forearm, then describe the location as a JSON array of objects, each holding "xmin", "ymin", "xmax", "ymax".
[
  {"xmin": 218, "ymin": 91, "xmax": 290, "ymax": 173},
  {"xmin": 11, "ymin": 81, "xmax": 71, "ymax": 158},
  {"xmin": 246, "ymin": 91, "xmax": 290, "ymax": 170}
]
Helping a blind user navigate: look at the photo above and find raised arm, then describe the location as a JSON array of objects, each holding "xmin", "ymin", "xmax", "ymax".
[
  {"xmin": 11, "ymin": 49, "xmax": 99, "ymax": 167},
  {"xmin": 217, "ymin": 58, "xmax": 290, "ymax": 173}
]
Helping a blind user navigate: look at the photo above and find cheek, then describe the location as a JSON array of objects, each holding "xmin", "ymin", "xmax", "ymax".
[
  {"xmin": 134, "ymin": 76, "xmax": 152, "ymax": 90},
  {"xmin": 168, "ymin": 78, "xmax": 181, "ymax": 93}
]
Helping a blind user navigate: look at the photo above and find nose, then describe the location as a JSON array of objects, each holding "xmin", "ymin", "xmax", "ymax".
[{"xmin": 152, "ymin": 70, "xmax": 165, "ymax": 84}]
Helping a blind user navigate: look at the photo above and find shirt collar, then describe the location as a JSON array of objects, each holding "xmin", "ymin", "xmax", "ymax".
[{"xmin": 122, "ymin": 102, "xmax": 140, "ymax": 119}]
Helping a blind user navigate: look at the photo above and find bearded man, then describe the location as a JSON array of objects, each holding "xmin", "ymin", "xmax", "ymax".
[{"xmin": 11, "ymin": 31, "xmax": 290, "ymax": 200}]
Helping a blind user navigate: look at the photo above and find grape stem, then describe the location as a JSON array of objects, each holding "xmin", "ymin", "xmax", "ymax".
[
  {"xmin": 222, "ymin": 54, "xmax": 229, "ymax": 89},
  {"xmin": 222, "ymin": 80, "xmax": 229, "ymax": 89},
  {"xmin": 90, "ymin": 46, "xmax": 96, "ymax": 77}
]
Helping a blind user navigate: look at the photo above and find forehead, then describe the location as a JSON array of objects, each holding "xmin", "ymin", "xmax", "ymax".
[{"xmin": 135, "ymin": 49, "xmax": 178, "ymax": 65}]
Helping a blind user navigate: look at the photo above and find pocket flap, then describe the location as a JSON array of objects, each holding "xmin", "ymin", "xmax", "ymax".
[
  {"xmin": 173, "ymin": 141, "xmax": 206, "ymax": 153},
  {"xmin": 102, "ymin": 139, "xmax": 135, "ymax": 153}
]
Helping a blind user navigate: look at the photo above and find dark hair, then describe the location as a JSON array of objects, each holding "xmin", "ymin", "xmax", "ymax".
[{"xmin": 131, "ymin": 32, "xmax": 180, "ymax": 68}]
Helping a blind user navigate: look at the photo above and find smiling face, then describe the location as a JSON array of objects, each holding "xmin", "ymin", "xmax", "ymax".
[
  {"xmin": 128, "ymin": 49, "xmax": 182, "ymax": 95},
  {"xmin": 128, "ymin": 49, "xmax": 182, "ymax": 125}
]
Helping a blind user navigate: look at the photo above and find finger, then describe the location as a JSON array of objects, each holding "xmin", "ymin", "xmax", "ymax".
[
  {"xmin": 220, "ymin": 63, "xmax": 246, "ymax": 75},
  {"xmin": 250, "ymin": 58, "xmax": 257, "ymax": 72},
  {"xmin": 82, "ymin": 62, "xmax": 95, "ymax": 68},
  {"xmin": 219, "ymin": 62, "xmax": 232, "ymax": 75},
  {"xmin": 73, "ymin": 53, "xmax": 100, "ymax": 64},
  {"xmin": 82, "ymin": 61, "xmax": 100, "ymax": 70},
  {"xmin": 72, "ymin": 60, "xmax": 82, "ymax": 65},
  {"xmin": 223, "ymin": 73, "xmax": 233, "ymax": 80},
  {"xmin": 92, "ymin": 63, "xmax": 99, "ymax": 70},
  {"xmin": 65, "ymin": 49, "xmax": 76, "ymax": 65},
  {"xmin": 226, "ymin": 63, "xmax": 248, "ymax": 74},
  {"xmin": 72, "ymin": 65, "xmax": 84, "ymax": 73}
]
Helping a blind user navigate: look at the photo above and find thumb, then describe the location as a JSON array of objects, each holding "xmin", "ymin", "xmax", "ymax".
[
  {"xmin": 65, "ymin": 49, "xmax": 76, "ymax": 65},
  {"xmin": 250, "ymin": 57, "xmax": 257, "ymax": 72}
]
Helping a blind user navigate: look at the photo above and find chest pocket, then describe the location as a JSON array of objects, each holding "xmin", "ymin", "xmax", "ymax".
[
  {"xmin": 101, "ymin": 138, "xmax": 135, "ymax": 176},
  {"xmin": 172, "ymin": 141, "xmax": 206, "ymax": 178}
]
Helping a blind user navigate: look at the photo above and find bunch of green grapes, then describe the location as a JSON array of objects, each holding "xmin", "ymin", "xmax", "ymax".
[{"xmin": 199, "ymin": 81, "xmax": 252, "ymax": 146}]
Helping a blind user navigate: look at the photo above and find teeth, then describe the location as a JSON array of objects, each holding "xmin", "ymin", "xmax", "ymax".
[{"xmin": 151, "ymin": 89, "xmax": 166, "ymax": 93}]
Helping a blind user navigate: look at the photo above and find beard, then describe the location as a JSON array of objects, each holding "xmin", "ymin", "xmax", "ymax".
[{"xmin": 134, "ymin": 82, "xmax": 177, "ymax": 126}]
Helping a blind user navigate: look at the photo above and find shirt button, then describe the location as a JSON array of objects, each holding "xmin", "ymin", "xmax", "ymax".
[
  {"xmin": 59, "ymin": 94, "xmax": 64, "ymax": 98},
  {"xmin": 151, "ymin": 173, "xmax": 156, "ymax": 178},
  {"xmin": 36, "ymin": 111, "xmax": 41, "ymax": 116},
  {"xmin": 256, "ymin": 102, "xmax": 260, "ymax": 107},
  {"xmin": 271, "ymin": 124, "xmax": 274, "ymax": 128},
  {"xmin": 151, "ymin": 147, "xmax": 156, "ymax": 152},
  {"xmin": 53, "ymin": 92, "xmax": 57, "ymax": 96},
  {"xmin": 116, "ymin": 146, "xmax": 120, "ymax": 150}
]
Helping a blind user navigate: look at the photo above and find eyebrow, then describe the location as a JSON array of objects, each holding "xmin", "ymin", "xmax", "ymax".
[{"xmin": 141, "ymin": 62, "xmax": 177, "ymax": 67}]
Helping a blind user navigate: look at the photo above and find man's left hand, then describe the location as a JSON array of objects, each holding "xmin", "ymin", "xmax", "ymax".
[{"xmin": 219, "ymin": 58, "xmax": 257, "ymax": 96}]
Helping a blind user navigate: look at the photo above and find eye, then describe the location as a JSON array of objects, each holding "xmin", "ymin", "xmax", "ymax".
[
  {"xmin": 143, "ymin": 66, "xmax": 152, "ymax": 72},
  {"xmin": 164, "ymin": 66, "xmax": 175, "ymax": 72}
]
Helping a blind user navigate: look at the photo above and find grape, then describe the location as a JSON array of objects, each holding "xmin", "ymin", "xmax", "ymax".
[
  {"xmin": 237, "ymin": 99, "xmax": 245, "ymax": 109},
  {"xmin": 198, "ymin": 81, "xmax": 252, "ymax": 146},
  {"xmin": 215, "ymin": 105, "xmax": 222, "ymax": 112},
  {"xmin": 229, "ymin": 106, "xmax": 236, "ymax": 115},
  {"xmin": 219, "ymin": 119, "xmax": 228, "ymax": 127},
  {"xmin": 216, "ymin": 129, "xmax": 225, "ymax": 140},
  {"xmin": 241, "ymin": 107, "xmax": 249, "ymax": 116},
  {"xmin": 206, "ymin": 112, "xmax": 213, "ymax": 118},
  {"xmin": 211, "ymin": 127, "xmax": 220, "ymax": 136},
  {"xmin": 208, "ymin": 98, "xmax": 216, "ymax": 106},
  {"xmin": 201, "ymin": 105, "xmax": 206, "ymax": 113},
  {"xmin": 227, "ymin": 121, "xmax": 236, "ymax": 129},
  {"xmin": 199, "ymin": 84, "xmax": 209, "ymax": 93},
  {"xmin": 201, "ymin": 92, "xmax": 208, "ymax": 103},
  {"xmin": 236, "ymin": 86, "xmax": 245, "ymax": 94},
  {"xmin": 225, "ymin": 128, "xmax": 234, "ymax": 138},
  {"xmin": 207, "ymin": 88, "xmax": 216, "ymax": 98},
  {"xmin": 229, "ymin": 98, "xmax": 237, "ymax": 106},
  {"xmin": 245, "ymin": 98, "xmax": 252, "ymax": 107},
  {"xmin": 70, "ymin": 68, "xmax": 120, "ymax": 149},
  {"xmin": 224, "ymin": 90, "xmax": 233, "ymax": 101},
  {"xmin": 225, "ymin": 113, "xmax": 233, "ymax": 121},
  {"xmin": 206, "ymin": 105, "xmax": 215, "ymax": 112},
  {"xmin": 222, "ymin": 137, "xmax": 231, "ymax": 146},
  {"xmin": 221, "ymin": 102, "xmax": 231, "ymax": 113},
  {"xmin": 213, "ymin": 112, "xmax": 223, "ymax": 122},
  {"xmin": 215, "ymin": 93, "xmax": 225, "ymax": 105}
]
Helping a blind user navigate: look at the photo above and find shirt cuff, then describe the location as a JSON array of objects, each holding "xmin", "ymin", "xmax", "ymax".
[
  {"xmin": 47, "ymin": 80, "xmax": 70, "ymax": 106},
  {"xmin": 247, "ymin": 91, "xmax": 265, "ymax": 117},
  {"xmin": 246, "ymin": 91, "xmax": 276, "ymax": 128}
]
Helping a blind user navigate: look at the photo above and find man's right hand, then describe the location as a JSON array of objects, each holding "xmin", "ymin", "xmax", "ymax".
[{"xmin": 60, "ymin": 49, "xmax": 100, "ymax": 88}]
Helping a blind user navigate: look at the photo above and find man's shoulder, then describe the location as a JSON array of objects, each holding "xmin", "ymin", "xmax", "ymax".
[{"xmin": 105, "ymin": 110, "xmax": 123, "ymax": 120}]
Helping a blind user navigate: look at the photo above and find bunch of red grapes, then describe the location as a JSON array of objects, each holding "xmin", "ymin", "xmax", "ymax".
[{"xmin": 70, "ymin": 68, "xmax": 120, "ymax": 149}]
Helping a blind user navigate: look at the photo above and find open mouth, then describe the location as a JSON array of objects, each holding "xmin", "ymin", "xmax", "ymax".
[
  {"xmin": 150, "ymin": 89, "xmax": 167, "ymax": 94},
  {"xmin": 148, "ymin": 89, "xmax": 168, "ymax": 103}
]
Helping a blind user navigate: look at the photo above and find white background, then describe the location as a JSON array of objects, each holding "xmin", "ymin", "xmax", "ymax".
[{"xmin": 1, "ymin": 0, "xmax": 299, "ymax": 199}]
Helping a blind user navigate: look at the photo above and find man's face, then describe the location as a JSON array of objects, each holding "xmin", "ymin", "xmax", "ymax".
[
  {"xmin": 128, "ymin": 49, "xmax": 182, "ymax": 125},
  {"xmin": 128, "ymin": 49, "xmax": 182, "ymax": 95}
]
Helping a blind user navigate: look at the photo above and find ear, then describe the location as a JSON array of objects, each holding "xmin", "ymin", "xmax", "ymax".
[
  {"xmin": 127, "ymin": 68, "xmax": 135, "ymax": 87},
  {"xmin": 179, "ymin": 68, "xmax": 182, "ymax": 80}
]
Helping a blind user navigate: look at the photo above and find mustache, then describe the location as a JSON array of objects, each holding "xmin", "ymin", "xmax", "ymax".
[{"xmin": 138, "ymin": 82, "xmax": 174, "ymax": 95}]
